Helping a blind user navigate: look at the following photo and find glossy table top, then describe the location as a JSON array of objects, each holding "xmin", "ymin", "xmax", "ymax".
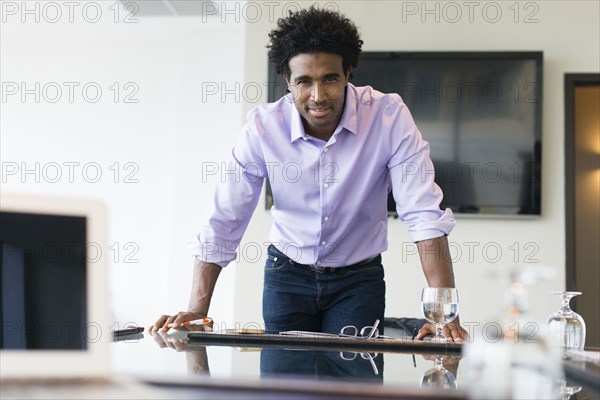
[{"xmin": 112, "ymin": 328, "xmax": 466, "ymax": 398}]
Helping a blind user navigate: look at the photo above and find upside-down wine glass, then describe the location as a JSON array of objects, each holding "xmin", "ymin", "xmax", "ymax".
[
  {"xmin": 547, "ymin": 291, "xmax": 586, "ymax": 350},
  {"xmin": 420, "ymin": 354, "xmax": 458, "ymax": 390}
]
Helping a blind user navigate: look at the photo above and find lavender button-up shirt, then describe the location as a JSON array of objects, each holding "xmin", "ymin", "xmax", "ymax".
[{"xmin": 191, "ymin": 83, "xmax": 455, "ymax": 267}]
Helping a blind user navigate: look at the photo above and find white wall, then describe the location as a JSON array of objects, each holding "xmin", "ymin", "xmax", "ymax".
[
  {"xmin": 0, "ymin": 3, "xmax": 246, "ymax": 350},
  {"xmin": 2, "ymin": 1, "xmax": 599, "ymax": 368}
]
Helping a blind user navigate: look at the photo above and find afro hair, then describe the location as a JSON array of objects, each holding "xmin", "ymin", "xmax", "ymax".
[{"xmin": 267, "ymin": 6, "xmax": 363, "ymax": 79}]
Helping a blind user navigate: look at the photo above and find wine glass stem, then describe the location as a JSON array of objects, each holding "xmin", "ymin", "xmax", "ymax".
[
  {"xmin": 434, "ymin": 355, "xmax": 444, "ymax": 370},
  {"xmin": 436, "ymin": 323, "xmax": 444, "ymax": 341},
  {"xmin": 561, "ymin": 296, "xmax": 572, "ymax": 313}
]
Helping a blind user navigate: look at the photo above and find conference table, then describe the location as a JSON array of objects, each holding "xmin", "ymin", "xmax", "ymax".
[{"xmin": 109, "ymin": 327, "xmax": 600, "ymax": 399}]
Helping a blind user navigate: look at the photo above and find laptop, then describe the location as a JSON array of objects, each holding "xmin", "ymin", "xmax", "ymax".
[{"xmin": 0, "ymin": 193, "xmax": 110, "ymax": 379}]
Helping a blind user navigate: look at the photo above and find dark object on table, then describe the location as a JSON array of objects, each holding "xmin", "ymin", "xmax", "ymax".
[
  {"xmin": 384, "ymin": 318, "xmax": 428, "ymax": 336},
  {"xmin": 113, "ymin": 326, "xmax": 144, "ymax": 341}
]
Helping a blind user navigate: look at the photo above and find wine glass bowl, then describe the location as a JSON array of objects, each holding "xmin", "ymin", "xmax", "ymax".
[
  {"xmin": 547, "ymin": 291, "xmax": 586, "ymax": 350},
  {"xmin": 421, "ymin": 288, "xmax": 459, "ymax": 343}
]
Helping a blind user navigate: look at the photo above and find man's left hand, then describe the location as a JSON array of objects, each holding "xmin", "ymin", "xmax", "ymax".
[{"xmin": 415, "ymin": 321, "xmax": 468, "ymax": 343}]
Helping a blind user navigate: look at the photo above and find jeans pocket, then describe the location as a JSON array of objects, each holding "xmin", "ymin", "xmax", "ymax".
[{"xmin": 264, "ymin": 253, "xmax": 291, "ymax": 272}]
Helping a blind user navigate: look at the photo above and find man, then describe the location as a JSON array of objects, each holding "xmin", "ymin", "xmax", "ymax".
[{"xmin": 150, "ymin": 7, "xmax": 467, "ymax": 342}]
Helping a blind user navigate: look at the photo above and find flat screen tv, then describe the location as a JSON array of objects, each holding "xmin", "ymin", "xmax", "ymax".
[{"xmin": 265, "ymin": 52, "xmax": 543, "ymax": 216}]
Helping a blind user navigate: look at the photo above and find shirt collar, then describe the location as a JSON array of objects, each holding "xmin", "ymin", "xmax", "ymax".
[{"xmin": 289, "ymin": 83, "xmax": 359, "ymax": 143}]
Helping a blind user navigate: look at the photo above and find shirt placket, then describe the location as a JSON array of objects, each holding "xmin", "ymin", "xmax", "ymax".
[{"xmin": 315, "ymin": 142, "xmax": 335, "ymax": 267}]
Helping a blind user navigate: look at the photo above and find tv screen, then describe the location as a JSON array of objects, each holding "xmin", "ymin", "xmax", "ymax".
[{"xmin": 266, "ymin": 52, "xmax": 542, "ymax": 216}]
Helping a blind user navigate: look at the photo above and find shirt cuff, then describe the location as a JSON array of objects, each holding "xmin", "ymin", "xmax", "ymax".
[
  {"xmin": 187, "ymin": 235, "xmax": 234, "ymax": 268},
  {"xmin": 407, "ymin": 208, "xmax": 456, "ymax": 242}
]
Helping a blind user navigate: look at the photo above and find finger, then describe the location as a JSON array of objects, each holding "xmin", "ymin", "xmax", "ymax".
[
  {"xmin": 151, "ymin": 315, "xmax": 171, "ymax": 333},
  {"xmin": 173, "ymin": 312, "xmax": 200, "ymax": 327},
  {"xmin": 172, "ymin": 339, "xmax": 189, "ymax": 352},
  {"xmin": 447, "ymin": 323, "xmax": 464, "ymax": 343},
  {"xmin": 415, "ymin": 329, "xmax": 427, "ymax": 340},
  {"xmin": 443, "ymin": 324, "xmax": 454, "ymax": 342},
  {"xmin": 452, "ymin": 328, "xmax": 464, "ymax": 343},
  {"xmin": 415, "ymin": 324, "xmax": 434, "ymax": 340},
  {"xmin": 150, "ymin": 315, "xmax": 169, "ymax": 333},
  {"xmin": 160, "ymin": 315, "xmax": 178, "ymax": 332},
  {"xmin": 158, "ymin": 331, "xmax": 177, "ymax": 350},
  {"xmin": 164, "ymin": 340, "xmax": 176, "ymax": 350},
  {"xmin": 150, "ymin": 331, "xmax": 167, "ymax": 348},
  {"xmin": 456, "ymin": 326, "xmax": 468, "ymax": 342},
  {"xmin": 445, "ymin": 323, "xmax": 461, "ymax": 342}
]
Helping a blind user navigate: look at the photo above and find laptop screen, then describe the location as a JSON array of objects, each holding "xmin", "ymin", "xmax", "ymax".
[
  {"xmin": 1, "ymin": 212, "xmax": 88, "ymax": 350},
  {"xmin": 0, "ymin": 195, "xmax": 109, "ymax": 378}
]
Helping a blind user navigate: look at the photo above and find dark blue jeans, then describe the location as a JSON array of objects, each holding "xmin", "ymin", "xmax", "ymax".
[{"xmin": 262, "ymin": 245, "xmax": 386, "ymax": 334}]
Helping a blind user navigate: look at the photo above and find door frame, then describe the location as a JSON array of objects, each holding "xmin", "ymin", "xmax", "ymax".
[{"xmin": 564, "ymin": 73, "xmax": 600, "ymax": 300}]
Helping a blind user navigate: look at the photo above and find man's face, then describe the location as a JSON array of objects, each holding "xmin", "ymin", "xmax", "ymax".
[{"xmin": 285, "ymin": 52, "xmax": 351, "ymax": 139}]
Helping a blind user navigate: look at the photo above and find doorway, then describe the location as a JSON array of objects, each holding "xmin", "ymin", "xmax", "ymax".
[{"xmin": 565, "ymin": 73, "xmax": 600, "ymax": 349}]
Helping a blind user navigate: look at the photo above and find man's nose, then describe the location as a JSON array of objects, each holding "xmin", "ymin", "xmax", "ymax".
[{"xmin": 310, "ymin": 82, "xmax": 325, "ymax": 103}]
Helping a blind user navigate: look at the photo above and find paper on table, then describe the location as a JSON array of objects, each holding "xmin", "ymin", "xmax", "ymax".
[
  {"xmin": 279, "ymin": 330, "xmax": 410, "ymax": 341},
  {"xmin": 225, "ymin": 328, "xmax": 265, "ymax": 334},
  {"xmin": 279, "ymin": 330, "xmax": 342, "ymax": 338}
]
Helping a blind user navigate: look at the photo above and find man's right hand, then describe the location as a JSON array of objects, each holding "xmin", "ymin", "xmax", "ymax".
[
  {"xmin": 148, "ymin": 259, "xmax": 222, "ymax": 334},
  {"xmin": 148, "ymin": 311, "xmax": 209, "ymax": 334}
]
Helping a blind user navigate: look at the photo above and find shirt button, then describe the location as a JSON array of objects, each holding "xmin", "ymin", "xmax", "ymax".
[
  {"xmin": 323, "ymin": 183, "xmax": 329, "ymax": 189},
  {"xmin": 321, "ymin": 241, "xmax": 327, "ymax": 246},
  {"xmin": 323, "ymin": 148, "xmax": 329, "ymax": 153},
  {"xmin": 324, "ymin": 216, "xmax": 329, "ymax": 221}
]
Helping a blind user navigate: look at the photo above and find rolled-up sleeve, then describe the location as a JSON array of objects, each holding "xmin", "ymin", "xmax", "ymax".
[
  {"xmin": 189, "ymin": 123, "xmax": 265, "ymax": 267},
  {"xmin": 386, "ymin": 100, "xmax": 456, "ymax": 242}
]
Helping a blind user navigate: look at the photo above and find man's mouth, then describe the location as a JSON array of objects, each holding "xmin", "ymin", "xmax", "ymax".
[{"xmin": 308, "ymin": 106, "xmax": 330, "ymax": 118}]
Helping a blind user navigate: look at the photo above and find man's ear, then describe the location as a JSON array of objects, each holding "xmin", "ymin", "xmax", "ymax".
[
  {"xmin": 345, "ymin": 66, "xmax": 353, "ymax": 85},
  {"xmin": 283, "ymin": 73, "xmax": 291, "ymax": 90}
]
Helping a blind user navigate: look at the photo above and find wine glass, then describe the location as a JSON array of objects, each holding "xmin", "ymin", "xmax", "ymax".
[
  {"xmin": 547, "ymin": 291, "xmax": 586, "ymax": 350},
  {"xmin": 421, "ymin": 287, "xmax": 459, "ymax": 343}
]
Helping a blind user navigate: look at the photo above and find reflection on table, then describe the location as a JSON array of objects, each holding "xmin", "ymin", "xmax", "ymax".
[
  {"xmin": 260, "ymin": 348, "xmax": 384, "ymax": 382},
  {"xmin": 420, "ymin": 353, "xmax": 462, "ymax": 390},
  {"xmin": 145, "ymin": 330, "xmax": 466, "ymax": 396}
]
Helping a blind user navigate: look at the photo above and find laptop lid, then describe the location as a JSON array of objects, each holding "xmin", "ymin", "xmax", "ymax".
[{"xmin": 0, "ymin": 194, "xmax": 109, "ymax": 378}]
